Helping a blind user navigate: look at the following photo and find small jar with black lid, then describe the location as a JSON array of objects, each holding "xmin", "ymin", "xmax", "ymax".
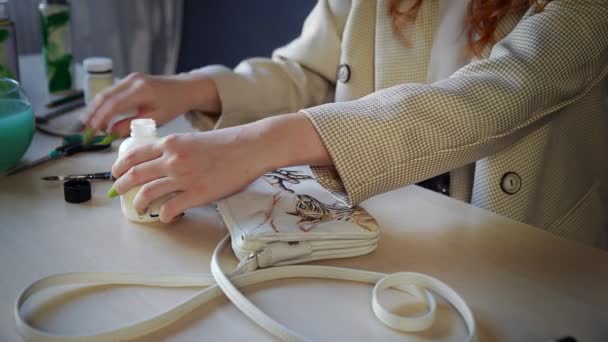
[{"xmin": 83, "ymin": 57, "xmax": 113, "ymax": 105}]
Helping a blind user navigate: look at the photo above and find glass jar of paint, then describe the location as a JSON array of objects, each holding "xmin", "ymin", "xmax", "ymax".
[
  {"xmin": 83, "ymin": 57, "xmax": 113, "ymax": 105},
  {"xmin": 0, "ymin": 0, "xmax": 20, "ymax": 81},
  {"xmin": 39, "ymin": 0, "xmax": 74, "ymax": 94}
]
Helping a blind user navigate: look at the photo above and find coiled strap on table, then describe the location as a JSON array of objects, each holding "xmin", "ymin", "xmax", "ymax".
[{"xmin": 14, "ymin": 234, "xmax": 475, "ymax": 341}]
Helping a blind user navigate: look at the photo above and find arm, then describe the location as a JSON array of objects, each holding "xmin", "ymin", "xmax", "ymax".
[
  {"xmin": 186, "ymin": 0, "xmax": 351, "ymax": 130},
  {"xmin": 110, "ymin": 1, "xmax": 607, "ymax": 223},
  {"xmin": 302, "ymin": 0, "xmax": 608, "ymax": 205}
]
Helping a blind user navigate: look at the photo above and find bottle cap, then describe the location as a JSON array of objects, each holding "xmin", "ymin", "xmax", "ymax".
[
  {"xmin": 64, "ymin": 179, "xmax": 92, "ymax": 203},
  {"xmin": 83, "ymin": 57, "xmax": 113, "ymax": 74},
  {"xmin": 130, "ymin": 118, "xmax": 157, "ymax": 138}
]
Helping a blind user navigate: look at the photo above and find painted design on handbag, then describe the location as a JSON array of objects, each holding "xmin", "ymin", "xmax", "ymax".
[
  {"xmin": 263, "ymin": 169, "xmax": 314, "ymax": 193},
  {"xmin": 257, "ymin": 168, "xmax": 378, "ymax": 233},
  {"xmin": 287, "ymin": 195, "xmax": 379, "ymax": 232}
]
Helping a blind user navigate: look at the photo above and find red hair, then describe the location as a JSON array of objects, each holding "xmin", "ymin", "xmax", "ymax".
[{"xmin": 390, "ymin": 0, "xmax": 547, "ymax": 56}]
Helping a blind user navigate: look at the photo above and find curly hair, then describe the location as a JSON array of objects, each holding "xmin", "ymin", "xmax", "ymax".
[{"xmin": 390, "ymin": 0, "xmax": 549, "ymax": 55}]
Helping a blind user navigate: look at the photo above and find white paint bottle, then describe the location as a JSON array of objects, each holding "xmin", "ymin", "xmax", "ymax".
[{"xmin": 117, "ymin": 118, "xmax": 163, "ymax": 222}]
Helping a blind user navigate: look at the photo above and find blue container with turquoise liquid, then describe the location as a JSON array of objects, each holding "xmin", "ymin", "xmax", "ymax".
[{"xmin": 0, "ymin": 78, "xmax": 35, "ymax": 172}]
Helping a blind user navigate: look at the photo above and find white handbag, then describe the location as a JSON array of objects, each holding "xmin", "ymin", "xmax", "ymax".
[
  {"xmin": 14, "ymin": 167, "xmax": 476, "ymax": 341},
  {"xmin": 218, "ymin": 167, "xmax": 380, "ymax": 267}
]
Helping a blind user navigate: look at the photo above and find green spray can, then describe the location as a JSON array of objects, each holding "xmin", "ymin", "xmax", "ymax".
[
  {"xmin": 39, "ymin": 0, "xmax": 74, "ymax": 94},
  {"xmin": 0, "ymin": 0, "xmax": 19, "ymax": 81}
]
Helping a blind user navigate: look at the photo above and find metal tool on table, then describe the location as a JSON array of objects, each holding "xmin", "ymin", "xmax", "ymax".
[
  {"xmin": 41, "ymin": 172, "xmax": 113, "ymax": 182},
  {"xmin": 4, "ymin": 135, "xmax": 111, "ymax": 176},
  {"xmin": 35, "ymin": 91, "xmax": 86, "ymax": 125},
  {"xmin": 36, "ymin": 98, "xmax": 85, "ymax": 125},
  {"xmin": 46, "ymin": 90, "xmax": 84, "ymax": 109}
]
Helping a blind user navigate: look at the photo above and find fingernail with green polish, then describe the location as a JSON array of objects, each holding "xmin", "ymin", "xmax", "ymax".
[
  {"xmin": 98, "ymin": 133, "xmax": 118, "ymax": 146},
  {"xmin": 82, "ymin": 128, "xmax": 95, "ymax": 144},
  {"xmin": 107, "ymin": 187, "xmax": 119, "ymax": 199}
]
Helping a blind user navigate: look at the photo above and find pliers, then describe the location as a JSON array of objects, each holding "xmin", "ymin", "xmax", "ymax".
[{"xmin": 5, "ymin": 135, "xmax": 112, "ymax": 176}]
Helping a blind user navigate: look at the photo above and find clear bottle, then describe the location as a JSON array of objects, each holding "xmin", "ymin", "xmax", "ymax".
[
  {"xmin": 38, "ymin": 0, "xmax": 74, "ymax": 94},
  {"xmin": 0, "ymin": 0, "xmax": 19, "ymax": 81},
  {"xmin": 118, "ymin": 119, "xmax": 163, "ymax": 223},
  {"xmin": 83, "ymin": 57, "xmax": 113, "ymax": 105}
]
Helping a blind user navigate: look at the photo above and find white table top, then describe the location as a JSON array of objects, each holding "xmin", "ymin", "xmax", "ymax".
[{"xmin": 1, "ymin": 56, "xmax": 607, "ymax": 341}]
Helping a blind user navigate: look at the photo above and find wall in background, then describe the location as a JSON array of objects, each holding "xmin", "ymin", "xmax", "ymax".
[
  {"xmin": 8, "ymin": 0, "xmax": 40, "ymax": 54},
  {"xmin": 177, "ymin": 0, "xmax": 315, "ymax": 72},
  {"xmin": 10, "ymin": 0, "xmax": 316, "ymax": 74},
  {"xmin": 9, "ymin": 0, "xmax": 182, "ymax": 76}
]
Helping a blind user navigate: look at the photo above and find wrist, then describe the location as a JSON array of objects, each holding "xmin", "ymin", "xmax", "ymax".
[
  {"xmin": 176, "ymin": 73, "xmax": 221, "ymax": 114},
  {"xmin": 243, "ymin": 112, "xmax": 332, "ymax": 173}
]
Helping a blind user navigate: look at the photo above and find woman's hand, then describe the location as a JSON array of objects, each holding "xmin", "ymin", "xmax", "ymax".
[
  {"xmin": 111, "ymin": 126, "xmax": 265, "ymax": 223},
  {"xmin": 81, "ymin": 72, "xmax": 221, "ymax": 137},
  {"xmin": 110, "ymin": 113, "xmax": 332, "ymax": 223}
]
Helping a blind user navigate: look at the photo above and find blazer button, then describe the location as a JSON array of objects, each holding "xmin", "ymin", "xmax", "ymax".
[
  {"xmin": 337, "ymin": 64, "xmax": 351, "ymax": 83},
  {"xmin": 500, "ymin": 172, "xmax": 522, "ymax": 195}
]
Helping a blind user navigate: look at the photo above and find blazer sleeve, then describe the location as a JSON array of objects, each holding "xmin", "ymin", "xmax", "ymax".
[
  {"xmin": 303, "ymin": 0, "xmax": 608, "ymax": 205},
  {"xmin": 185, "ymin": 0, "xmax": 351, "ymax": 131}
]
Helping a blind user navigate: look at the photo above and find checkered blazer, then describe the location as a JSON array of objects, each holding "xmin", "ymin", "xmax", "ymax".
[{"xmin": 187, "ymin": 0, "xmax": 608, "ymax": 247}]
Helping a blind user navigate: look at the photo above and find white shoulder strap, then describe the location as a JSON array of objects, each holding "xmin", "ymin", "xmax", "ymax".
[{"xmin": 14, "ymin": 234, "xmax": 475, "ymax": 341}]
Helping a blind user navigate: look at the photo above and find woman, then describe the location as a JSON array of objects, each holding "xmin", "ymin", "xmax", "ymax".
[{"xmin": 82, "ymin": 0, "xmax": 608, "ymax": 247}]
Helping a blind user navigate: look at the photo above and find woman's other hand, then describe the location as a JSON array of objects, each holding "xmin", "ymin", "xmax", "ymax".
[
  {"xmin": 81, "ymin": 72, "xmax": 221, "ymax": 137},
  {"xmin": 110, "ymin": 113, "xmax": 332, "ymax": 223}
]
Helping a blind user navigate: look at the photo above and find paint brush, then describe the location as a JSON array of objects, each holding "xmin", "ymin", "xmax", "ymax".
[
  {"xmin": 46, "ymin": 90, "xmax": 84, "ymax": 108},
  {"xmin": 35, "ymin": 99, "xmax": 86, "ymax": 124},
  {"xmin": 42, "ymin": 172, "xmax": 114, "ymax": 181}
]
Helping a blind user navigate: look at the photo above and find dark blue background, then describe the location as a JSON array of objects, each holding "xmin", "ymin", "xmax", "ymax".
[{"xmin": 177, "ymin": 0, "xmax": 316, "ymax": 72}]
